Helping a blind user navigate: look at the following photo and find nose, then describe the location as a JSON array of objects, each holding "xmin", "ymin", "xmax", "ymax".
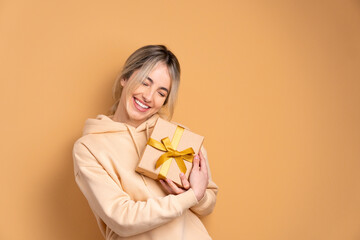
[{"xmin": 142, "ymin": 87, "xmax": 154, "ymax": 103}]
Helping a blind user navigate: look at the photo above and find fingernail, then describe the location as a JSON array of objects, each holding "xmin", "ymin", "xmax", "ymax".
[
  {"xmin": 180, "ymin": 173, "xmax": 184, "ymax": 177},
  {"xmin": 195, "ymin": 155, "xmax": 199, "ymax": 160}
]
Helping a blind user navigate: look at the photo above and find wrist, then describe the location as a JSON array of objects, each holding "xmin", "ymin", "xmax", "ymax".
[{"xmin": 192, "ymin": 188, "xmax": 205, "ymax": 202}]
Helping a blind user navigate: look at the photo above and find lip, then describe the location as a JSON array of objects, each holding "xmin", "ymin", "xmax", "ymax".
[{"xmin": 133, "ymin": 97, "xmax": 151, "ymax": 112}]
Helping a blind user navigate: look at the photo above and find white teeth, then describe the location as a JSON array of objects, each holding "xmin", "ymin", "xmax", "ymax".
[{"xmin": 135, "ymin": 99, "xmax": 149, "ymax": 109}]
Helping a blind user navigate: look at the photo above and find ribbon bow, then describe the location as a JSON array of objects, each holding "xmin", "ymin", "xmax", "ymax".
[{"xmin": 147, "ymin": 126, "xmax": 194, "ymax": 179}]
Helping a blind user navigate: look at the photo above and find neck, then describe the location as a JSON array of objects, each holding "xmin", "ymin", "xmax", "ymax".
[{"xmin": 112, "ymin": 108, "xmax": 138, "ymax": 128}]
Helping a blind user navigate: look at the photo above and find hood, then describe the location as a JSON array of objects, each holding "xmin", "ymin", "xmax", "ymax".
[{"xmin": 82, "ymin": 113, "xmax": 160, "ymax": 136}]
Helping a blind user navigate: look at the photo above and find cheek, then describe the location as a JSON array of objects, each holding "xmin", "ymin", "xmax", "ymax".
[
  {"xmin": 132, "ymin": 86, "xmax": 143, "ymax": 95},
  {"xmin": 154, "ymin": 97, "xmax": 167, "ymax": 109}
]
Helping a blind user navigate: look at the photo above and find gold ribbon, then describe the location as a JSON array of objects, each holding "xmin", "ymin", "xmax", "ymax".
[{"xmin": 147, "ymin": 126, "xmax": 194, "ymax": 179}]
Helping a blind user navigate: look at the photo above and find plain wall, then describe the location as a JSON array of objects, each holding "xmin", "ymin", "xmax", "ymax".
[{"xmin": 1, "ymin": 0, "xmax": 359, "ymax": 239}]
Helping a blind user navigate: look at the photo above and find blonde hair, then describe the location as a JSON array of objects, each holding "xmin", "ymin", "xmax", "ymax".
[{"xmin": 110, "ymin": 45, "xmax": 181, "ymax": 120}]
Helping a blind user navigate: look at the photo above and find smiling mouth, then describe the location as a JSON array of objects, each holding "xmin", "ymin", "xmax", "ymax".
[{"xmin": 134, "ymin": 97, "xmax": 150, "ymax": 110}]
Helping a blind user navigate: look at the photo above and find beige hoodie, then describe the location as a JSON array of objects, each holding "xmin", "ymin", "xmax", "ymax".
[{"xmin": 73, "ymin": 113, "xmax": 219, "ymax": 240}]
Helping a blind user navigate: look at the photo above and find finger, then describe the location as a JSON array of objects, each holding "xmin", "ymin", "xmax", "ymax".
[
  {"xmin": 159, "ymin": 179, "xmax": 171, "ymax": 193},
  {"xmin": 179, "ymin": 173, "xmax": 190, "ymax": 189},
  {"xmin": 159, "ymin": 179, "xmax": 174, "ymax": 194},
  {"xmin": 199, "ymin": 150, "xmax": 205, "ymax": 163},
  {"xmin": 193, "ymin": 154, "xmax": 200, "ymax": 169},
  {"xmin": 199, "ymin": 152, "xmax": 208, "ymax": 173},
  {"xmin": 166, "ymin": 178, "xmax": 184, "ymax": 194}
]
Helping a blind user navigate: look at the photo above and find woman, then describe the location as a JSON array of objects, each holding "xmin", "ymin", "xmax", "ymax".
[{"xmin": 73, "ymin": 45, "xmax": 219, "ymax": 240}]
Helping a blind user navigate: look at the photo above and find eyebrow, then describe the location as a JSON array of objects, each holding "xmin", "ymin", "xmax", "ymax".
[{"xmin": 146, "ymin": 77, "xmax": 169, "ymax": 93}]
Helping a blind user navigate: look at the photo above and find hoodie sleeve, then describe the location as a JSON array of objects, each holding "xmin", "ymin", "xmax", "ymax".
[
  {"xmin": 189, "ymin": 146, "xmax": 219, "ymax": 217},
  {"xmin": 73, "ymin": 141, "xmax": 199, "ymax": 238}
]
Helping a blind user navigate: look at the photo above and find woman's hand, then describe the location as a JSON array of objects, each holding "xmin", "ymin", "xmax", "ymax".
[
  {"xmin": 159, "ymin": 173, "xmax": 190, "ymax": 195},
  {"xmin": 159, "ymin": 151, "xmax": 209, "ymax": 202},
  {"xmin": 189, "ymin": 151, "xmax": 209, "ymax": 201}
]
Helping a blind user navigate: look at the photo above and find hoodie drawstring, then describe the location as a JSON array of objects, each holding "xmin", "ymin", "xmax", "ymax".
[
  {"xmin": 145, "ymin": 122, "xmax": 149, "ymax": 140},
  {"xmin": 126, "ymin": 125, "xmax": 141, "ymax": 158},
  {"xmin": 125, "ymin": 124, "xmax": 148, "ymax": 187}
]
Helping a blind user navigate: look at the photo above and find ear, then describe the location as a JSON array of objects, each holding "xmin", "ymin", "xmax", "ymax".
[{"xmin": 120, "ymin": 78, "xmax": 127, "ymax": 87}]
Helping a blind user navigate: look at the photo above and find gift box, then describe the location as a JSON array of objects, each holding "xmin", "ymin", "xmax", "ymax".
[{"xmin": 136, "ymin": 118, "xmax": 204, "ymax": 187}]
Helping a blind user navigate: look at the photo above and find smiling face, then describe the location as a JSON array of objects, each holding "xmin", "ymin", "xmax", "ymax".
[{"xmin": 115, "ymin": 62, "xmax": 171, "ymax": 127}]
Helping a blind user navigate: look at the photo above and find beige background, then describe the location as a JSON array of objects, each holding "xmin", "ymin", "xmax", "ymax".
[{"xmin": 1, "ymin": 0, "xmax": 360, "ymax": 239}]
